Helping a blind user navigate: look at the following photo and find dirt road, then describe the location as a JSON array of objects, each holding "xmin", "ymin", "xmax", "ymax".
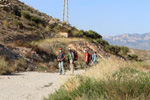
[{"xmin": 0, "ymin": 70, "xmax": 84, "ymax": 100}]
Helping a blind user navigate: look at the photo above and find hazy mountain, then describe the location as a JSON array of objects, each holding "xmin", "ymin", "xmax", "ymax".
[{"xmin": 103, "ymin": 33, "xmax": 150, "ymax": 50}]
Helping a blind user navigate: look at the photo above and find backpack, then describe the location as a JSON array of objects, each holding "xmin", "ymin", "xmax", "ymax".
[
  {"xmin": 74, "ymin": 52, "xmax": 78, "ymax": 61},
  {"xmin": 88, "ymin": 53, "xmax": 92, "ymax": 62}
]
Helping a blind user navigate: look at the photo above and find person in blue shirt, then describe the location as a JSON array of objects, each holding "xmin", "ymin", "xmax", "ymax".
[{"xmin": 92, "ymin": 51, "xmax": 97, "ymax": 63}]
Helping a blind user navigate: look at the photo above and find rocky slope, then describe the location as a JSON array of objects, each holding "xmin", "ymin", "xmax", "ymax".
[
  {"xmin": 104, "ymin": 33, "xmax": 150, "ymax": 50},
  {"xmin": 0, "ymin": 0, "xmax": 62, "ymax": 44}
]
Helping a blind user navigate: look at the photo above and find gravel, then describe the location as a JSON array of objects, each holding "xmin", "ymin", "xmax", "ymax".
[{"xmin": 0, "ymin": 70, "xmax": 84, "ymax": 100}]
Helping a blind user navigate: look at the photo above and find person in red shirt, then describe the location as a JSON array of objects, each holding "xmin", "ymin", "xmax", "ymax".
[{"xmin": 84, "ymin": 49, "xmax": 89, "ymax": 70}]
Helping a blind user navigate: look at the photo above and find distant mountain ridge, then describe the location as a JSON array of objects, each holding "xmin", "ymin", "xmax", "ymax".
[{"xmin": 103, "ymin": 33, "xmax": 150, "ymax": 50}]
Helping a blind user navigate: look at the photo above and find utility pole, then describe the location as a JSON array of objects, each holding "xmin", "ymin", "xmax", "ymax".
[
  {"xmin": 60, "ymin": 0, "xmax": 69, "ymax": 37},
  {"xmin": 63, "ymin": 0, "xmax": 68, "ymax": 24}
]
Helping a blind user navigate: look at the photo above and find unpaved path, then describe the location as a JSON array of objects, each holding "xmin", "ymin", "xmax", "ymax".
[{"xmin": 0, "ymin": 70, "xmax": 84, "ymax": 100}]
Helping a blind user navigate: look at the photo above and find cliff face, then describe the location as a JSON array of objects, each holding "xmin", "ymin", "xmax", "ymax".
[{"xmin": 104, "ymin": 33, "xmax": 150, "ymax": 50}]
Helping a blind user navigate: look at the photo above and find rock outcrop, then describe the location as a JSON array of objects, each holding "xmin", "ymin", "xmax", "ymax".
[{"xmin": 0, "ymin": 43, "xmax": 19, "ymax": 60}]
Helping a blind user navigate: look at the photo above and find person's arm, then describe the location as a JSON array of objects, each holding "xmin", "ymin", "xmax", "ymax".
[
  {"xmin": 61, "ymin": 53, "xmax": 66, "ymax": 61},
  {"xmin": 57, "ymin": 55, "xmax": 60, "ymax": 61},
  {"xmin": 72, "ymin": 52, "xmax": 75, "ymax": 63}
]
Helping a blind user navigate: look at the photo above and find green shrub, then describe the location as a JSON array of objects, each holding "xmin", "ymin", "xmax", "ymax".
[
  {"xmin": 84, "ymin": 30, "xmax": 102, "ymax": 39},
  {"xmin": 0, "ymin": 57, "xmax": 10, "ymax": 75},
  {"xmin": 46, "ymin": 68, "xmax": 150, "ymax": 100},
  {"xmin": 105, "ymin": 45, "xmax": 121, "ymax": 55},
  {"xmin": 30, "ymin": 15, "xmax": 45, "ymax": 24},
  {"xmin": 15, "ymin": 10, "xmax": 21, "ymax": 17},
  {"xmin": 73, "ymin": 30, "xmax": 84, "ymax": 37},
  {"xmin": 120, "ymin": 46, "xmax": 129, "ymax": 55},
  {"xmin": 21, "ymin": 11, "xmax": 31, "ymax": 19},
  {"xmin": 128, "ymin": 54, "xmax": 139, "ymax": 61},
  {"xmin": 12, "ymin": 20, "xmax": 23, "ymax": 29},
  {"xmin": 26, "ymin": 7, "xmax": 32, "ymax": 11},
  {"xmin": 53, "ymin": 24, "xmax": 62, "ymax": 32},
  {"xmin": 96, "ymin": 39, "xmax": 109, "ymax": 47},
  {"xmin": 21, "ymin": 11, "xmax": 45, "ymax": 25}
]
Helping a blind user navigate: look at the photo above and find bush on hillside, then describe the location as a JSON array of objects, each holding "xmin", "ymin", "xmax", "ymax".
[
  {"xmin": 12, "ymin": 19, "xmax": 23, "ymax": 29},
  {"xmin": 84, "ymin": 30, "xmax": 102, "ymax": 39},
  {"xmin": 21, "ymin": 11, "xmax": 45, "ymax": 25},
  {"xmin": 30, "ymin": 16, "xmax": 45, "ymax": 25},
  {"xmin": 128, "ymin": 54, "xmax": 139, "ymax": 61},
  {"xmin": 73, "ymin": 30, "xmax": 84, "ymax": 37},
  {"xmin": 120, "ymin": 46, "xmax": 129, "ymax": 55},
  {"xmin": 0, "ymin": 57, "xmax": 10, "ymax": 75},
  {"xmin": 15, "ymin": 10, "xmax": 21, "ymax": 17},
  {"xmin": 105, "ymin": 45, "xmax": 121, "ymax": 55},
  {"xmin": 21, "ymin": 11, "xmax": 31, "ymax": 19},
  {"xmin": 53, "ymin": 24, "xmax": 62, "ymax": 32},
  {"xmin": 96, "ymin": 39, "xmax": 109, "ymax": 47}
]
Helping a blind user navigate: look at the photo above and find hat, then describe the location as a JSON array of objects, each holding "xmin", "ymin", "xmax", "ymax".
[
  {"xmin": 68, "ymin": 48, "xmax": 71, "ymax": 50},
  {"xmin": 59, "ymin": 48, "xmax": 62, "ymax": 50}
]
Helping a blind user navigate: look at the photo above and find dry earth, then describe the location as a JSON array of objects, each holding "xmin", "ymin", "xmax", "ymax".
[{"xmin": 0, "ymin": 70, "xmax": 84, "ymax": 100}]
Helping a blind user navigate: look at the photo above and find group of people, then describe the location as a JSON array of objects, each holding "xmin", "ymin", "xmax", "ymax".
[{"xmin": 57, "ymin": 48, "xmax": 97, "ymax": 75}]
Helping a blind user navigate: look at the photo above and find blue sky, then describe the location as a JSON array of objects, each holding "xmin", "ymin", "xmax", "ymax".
[{"xmin": 19, "ymin": 0, "xmax": 150, "ymax": 36}]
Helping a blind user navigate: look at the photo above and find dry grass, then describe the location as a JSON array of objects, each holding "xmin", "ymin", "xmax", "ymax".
[
  {"xmin": 61, "ymin": 57, "xmax": 150, "ymax": 93},
  {"xmin": 83, "ymin": 57, "xmax": 150, "ymax": 80},
  {"xmin": 46, "ymin": 57, "xmax": 150, "ymax": 100},
  {"xmin": 0, "ymin": 57, "xmax": 9, "ymax": 75},
  {"xmin": 63, "ymin": 76, "xmax": 81, "ymax": 91},
  {"xmin": 33, "ymin": 38, "xmax": 86, "ymax": 44},
  {"xmin": 83, "ymin": 57, "xmax": 125, "ymax": 80},
  {"xmin": 31, "ymin": 38, "xmax": 86, "ymax": 56}
]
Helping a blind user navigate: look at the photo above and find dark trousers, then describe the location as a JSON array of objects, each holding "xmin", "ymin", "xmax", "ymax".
[{"xmin": 84, "ymin": 62, "xmax": 89, "ymax": 70}]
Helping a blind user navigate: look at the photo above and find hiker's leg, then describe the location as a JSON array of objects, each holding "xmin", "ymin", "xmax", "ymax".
[
  {"xmin": 84, "ymin": 62, "xmax": 88, "ymax": 70},
  {"xmin": 84, "ymin": 62, "xmax": 87, "ymax": 70},
  {"xmin": 70, "ymin": 60, "xmax": 74, "ymax": 74},
  {"xmin": 59, "ymin": 62, "xmax": 62, "ymax": 75},
  {"xmin": 61, "ymin": 61, "xmax": 65, "ymax": 75},
  {"xmin": 72, "ymin": 64, "xmax": 74, "ymax": 74}
]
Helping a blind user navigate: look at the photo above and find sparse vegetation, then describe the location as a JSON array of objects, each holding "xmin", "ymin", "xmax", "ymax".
[
  {"xmin": 21, "ymin": 11, "xmax": 45, "ymax": 25},
  {"xmin": 128, "ymin": 54, "xmax": 140, "ymax": 61},
  {"xmin": 3, "ymin": 20, "xmax": 10, "ymax": 28},
  {"xmin": 45, "ymin": 58, "xmax": 150, "ymax": 100},
  {"xmin": 12, "ymin": 19, "xmax": 23, "ymax": 29},
  {"xmin": 0, "ymin": 57, "xmax": 27, "ymax": 75},
  {"xmin": 0, "ymin": 57, "xmax": 10, "ymax": 75}
]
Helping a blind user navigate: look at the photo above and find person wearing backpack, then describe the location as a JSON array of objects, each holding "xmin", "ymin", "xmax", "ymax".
[
  {"xmin": 68, "ymin": 48, "xmax": 75, "ymax": 75},
  {"xmin": 84, "ymin": 49, "xmax": 90, "ymax": 70},
  {"xmin": 92, "ymin": 51, "xmax": 98, "ymax": 64},
  {"xmin": 57, "ymin": 48, "xmax": 66, "ymax": 75}
]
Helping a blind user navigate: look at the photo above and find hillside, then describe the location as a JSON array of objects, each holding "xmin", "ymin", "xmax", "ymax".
[
  {"xmin": 0, "ymin": 0, "xmax": 62, "ymax": 43},
  {"xmin": 0, "ymin": 0, "xmax": 114, "ymax": 75},
  {"xmin": 104, "ymin": 33, "xmax": 150, "ymax": 50},
  {"xmin": 129, "ymin": 49, "xmax": 150, "ymax": 63}
]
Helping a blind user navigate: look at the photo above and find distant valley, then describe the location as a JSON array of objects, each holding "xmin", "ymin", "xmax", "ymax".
[{"xmin": 103, "ymin": 33, "xmax": 150, "ymax": 50}]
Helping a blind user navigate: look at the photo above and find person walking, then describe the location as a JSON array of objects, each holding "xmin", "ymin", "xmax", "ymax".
[
  {"xmin": 68, "ymin": 48, "xmax": 75, "ymax": 75},
  {"xmin": 57, "ymin": 48, "xmax": 65, "ymax": 75},
  {"xmin": 92, "ymin": 51, "xmax": 98, "ymax": 64},
  {"xmin": 84, "ymin": 49, "xmax": 89, "ymax": 70}
]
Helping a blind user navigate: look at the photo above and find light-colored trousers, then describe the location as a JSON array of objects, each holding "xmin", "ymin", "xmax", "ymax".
[
  {"xmin": 59, "ymin": 61, "xmax": 64, "ymax": 75},
  {"xmin": 70, "ymin": 60, "xmax": 74, "ymax": 74}
]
